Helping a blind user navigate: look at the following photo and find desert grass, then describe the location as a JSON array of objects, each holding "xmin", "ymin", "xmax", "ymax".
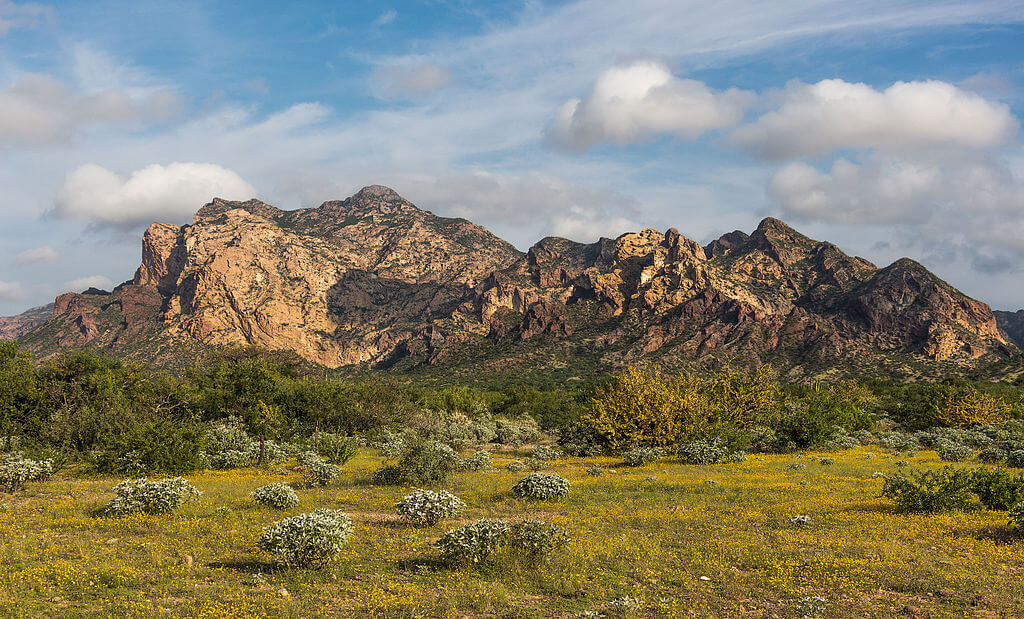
[{"xmin": 1, "ymin": 447, "xmax": 1022, "ymax": 617}]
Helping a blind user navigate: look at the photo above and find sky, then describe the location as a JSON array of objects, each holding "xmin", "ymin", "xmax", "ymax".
[{"xmin": 1, "ymin": 0, "xmax": 1023, "ymax": 316}]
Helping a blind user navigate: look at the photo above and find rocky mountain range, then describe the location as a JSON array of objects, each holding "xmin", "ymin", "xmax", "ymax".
[{"xmin": 8, "ymin": 185, "xmax": 1022, "ymax": 380}]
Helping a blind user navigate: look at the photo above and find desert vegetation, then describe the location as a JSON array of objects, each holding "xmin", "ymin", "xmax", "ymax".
[{"xmin": 3, "ymin": 341, "xmax": 1024, "ymax": 615}]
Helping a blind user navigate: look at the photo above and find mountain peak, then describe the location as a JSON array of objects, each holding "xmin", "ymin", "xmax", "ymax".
[{"xmin": 319, "ymin": 185, "xmax": 413, "ymax": 216}]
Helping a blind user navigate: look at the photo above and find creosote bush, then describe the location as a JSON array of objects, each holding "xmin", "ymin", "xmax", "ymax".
[
  {"xmin": 395, "ymin": 489, "xmax": 466, "ymax": 526},
  {"xmin": 0, "ymin": 455, "xmax": 53, "ymax": 493},
  {"xmin": 970, "ymin": 468, "xmax": 1024, "ymax": 510},
  {"xmin": 258, "ymin": 509, "xmax": 353, "ymax": 569},
  {"xmin": 250, "ymin": 483, "xmax": 299, "ymax": 509},
  {"xmin": 436, "ymin": 519, "xmax": 509, "ymax": 566},
  {"xmin": 512, "ymin": 473, "xmax": 571, "ymax": 500},
  {"xmin": 507, "ymin": 520, "xmax": 570, "ymax": 563},
  {"xmin": 679, "ymin": 438, "xmax": 729, "ymax": 465},
  {"xmin": 458, "ymin": 450, "xmax": 492, "ymax": 471},
  {"xmin": 312, "ymin": 433, "xmax": 357, "ymax": 465},
  {"xmin": 882, "ymin": 466, "xmax": 979, "ymax": 513},
  {"xmin": 104, "ymin": 477, "xmax": 202, "ymax": 516},
  {"xmin": 620, "ymin": 446, "xmax": 665, "ymax": 467}
]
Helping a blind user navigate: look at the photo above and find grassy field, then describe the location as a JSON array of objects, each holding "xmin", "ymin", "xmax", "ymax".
[{"xmin": 1, "ymin": 447, "xmax": 1022, "ymax": 618}]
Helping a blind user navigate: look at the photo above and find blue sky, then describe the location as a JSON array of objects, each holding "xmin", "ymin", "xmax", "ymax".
[{"xmin": 1, "ymin": 0, "xmax": 1023, "ymax": 316}]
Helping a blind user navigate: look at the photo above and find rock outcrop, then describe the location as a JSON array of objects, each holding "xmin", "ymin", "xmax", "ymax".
[
  {"xmin": 15, "ymin": 185, "xmax": 1019, "ymax": 377},
  {"xmin": 0, "ymin": 304, "xmax": 53, "ymax": 340}
]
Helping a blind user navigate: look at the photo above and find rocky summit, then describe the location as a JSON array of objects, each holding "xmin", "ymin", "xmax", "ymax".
[{"xmin": 11, "ymin": 186, "xmax": 1021, "ymax": 379}]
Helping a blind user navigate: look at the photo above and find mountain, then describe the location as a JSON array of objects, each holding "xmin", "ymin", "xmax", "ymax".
[
  {"xmin": 0, "ymin": 303, "xmax": 53, "ymax": 340},
  {"xmin": 11, "ymin": 185, "xmax": 1020, "ymax": 380},
  {"xmin": 996, "ymin": 310, "xmax": 1024, "ymax": 350}
]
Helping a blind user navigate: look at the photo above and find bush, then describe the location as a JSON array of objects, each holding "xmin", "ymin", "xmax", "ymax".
[
  {"xmin": 371, "ymin": 465, "xmax": 404, "ymax": 486},
  {"xmin": 620, "ymin": 446, "xmax": 666, "ymax": 467},
  {"xmin": 532, "ymin": 445, "xmax": 563, "ymax": 461},
  {"xmin": 507, "ymin": 520, "xmax": 570, "ymax": 563},
  {"xmin": 881, "ymin": 467, "xmax": 979, "ymax": 513},
  {"xmin": 458, "ymin": 450, "xmax": 492, "ymax": 471},
  {"xmin": 251, "ymin": 483, "xmax": 299, "ymax": 509},
  {"xmin": 436, "ymin": 519, "xmax": 509, "ymax": 567},
  {"xmin": 971, "ymin": 468, "xmax": 1024, "ymax": 510},
  {"xmin": 557, "ymin": 422, "xmax": 605, "ymax": 457},
  {"xmin": 305, "ymin": 460, "xmax": 340, "ymax": 487},
  {"xmin": 257, "ymin": 509, "xmax": 353, "ymax": 569},
  {"xmin": 1007, "ymin": 450, "xmax": 1024, "ymax": 468},
  {"xmin": 524, "ymin": 456, "xmax": 550, "ymax": 471},
  {"xmin": 395, "ymin": 437, "xmax": 459, "ymax": 485},
  {"xmin": 586, "ymin": 466, "xmax": 605, "ymax": 476},
  {"xmin": 1010, "ymin": 502, "xmax": 1024, "ymax": 528},
  {"xmin": 395, "ymin": 489, "xmax": 466, "ymax": 526},
  {"xmin": 104, "ymin": 477, "xmax": 202, "ymax": 516},
  {"xmin": 824, "ymin": 435, "xmax": 861, "ymax": 451},
  {"xmin": 978, "ymin": 447, "xmax": 1007, "ymax": 463},
  {"xmin": 936, "ymin": 440, "xmax": 973, "ymax": 462},
  {"xmin": 678, "ymin": 438, "xmax": 728, "ymax": 465},
  {"xmin": 512, "ymin": 473, "xmax": 571, "ymax": 500},
  {"xmin": 819, "ymin": 457, "xmax": 836, "ymax": 465},
  {"xmin": 877, "ymin": 431, "xmax": 919, "ymax": 455},
  {"xmin": 313, "ymin": 434, "xmax": 358, "ymax": 465},
  {"xmin": 505, "ymin": 461, "xmax": 526, "ymax": 472},
  {"xmin": 0, "ymin": 455, "xmax": 53, "ymax": 493},
  {"xmin": 852, "ymin": 429, "xmax": 875, "ymax": 445},
  {"xmin": 493, "ymin": 417, "xmax": 542, "ymax": 446}
]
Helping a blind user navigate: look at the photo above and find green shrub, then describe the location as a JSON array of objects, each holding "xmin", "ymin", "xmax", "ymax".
[
  {"xmin": 507, "ymin": 520, "xmax": 570, "ymax": 563},
  {"xmin": 104, "ymin": 477, "xmax": 202, "ymax": 516},
  {"xmin": 512, "ymin": 473, "xmax": 571, "ymax": 500},
  {"xmin": 493, "ymin": 417, "xmax": 541, "ymax": 446},
  {"xmin": 1010, "ymin": 502, "xmax": 1024, "ymax": 528},
  {"xmin": 0, "ymin": 455, "xmax": 53, "ymax": 493},
  {"xmin": 505, "ymin": 461, "xmax": 526, "ymax": 472},
  {"xmin": 257, "ymin": 509, "xmax": 353, "ymax": 569},
  {"xmin": 395, "ymin": 489, "xmax": 466, "ymax": 526},
  {"xmin": 251, "ymin": 483, "xmax": 299, "ymax": 509},
  {"xmin": 881, "ymin": 466, "xmax": 979, "ymax": 513},
  {"xmin": 458, "ymin": 450, "xmax": 492, "ymax": 471},
  {"xmin": 678, "ymin": 438, "xmax": 728, "ymax": 465},
  {"xmin": 531, "ymin": 445, "xmax": 563, "ymax": 461},
  {"xmin": 586, "ymin": 466, "xmax": 605, "ymax": 476},
  {"xmin": 936, "ymin": 440, "xmax": 973, "ymax": 462},
  {"xmin": 436, "ymin": 519, "xmax": 509, "ymax": 567},
  {"xmin": 305, "ymin": 460, "xmax": 340, "ymax": 487},
  {"xmin": 1007, "ymin": 450, "xmax": 1024, "ymax": 468},
  {"xmin": 395, "ymin": 437, "xmax": 459, "ymax": 485},
  {"xmin": 819, "ymin": 457, "xmax": 836, "ymax": 465},
  {"xmin": 620, "ymin": 446, "xmax": 665, "ymax": 467},
  {"xmin": 313, "ymin": 434, "xmax": 358, "ymax": 465},
  {"xmin": 978, "ymin": 447, "xmax": 1007, "ymax": 464},
  {"xmin": 557, "ymin": 422, "xmax": 606, "ymax": 457},
  {"xmin": 524, "ymin": 456, "xmax": 550, "ymax": 471},
  {"xmin": 971, "ymin": 468, "xmax": 1024, "ymax": 510},
  {"xmin": 371, "ymin": 465, "xmax": 404, "ymax": 486}
]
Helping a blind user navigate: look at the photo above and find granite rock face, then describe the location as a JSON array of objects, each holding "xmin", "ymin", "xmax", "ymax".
[{"xmin": 16, "ymin": 185, "xmax": 1019, "ymax": 375}]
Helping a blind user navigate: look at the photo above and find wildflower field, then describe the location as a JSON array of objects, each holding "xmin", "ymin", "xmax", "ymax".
[{"xmin": 2, "ymin": 447, "xmax": 1022, "ymax": 618}]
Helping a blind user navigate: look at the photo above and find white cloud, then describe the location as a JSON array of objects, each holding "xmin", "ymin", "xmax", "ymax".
[
  {"xmin": 53, "ymin": 162, "xmax": 256, "ymax": 229},
  {"xmin": 733, "ymin": 79, "xmax": 1018, "ymax": 160},
  {"xmin": 15, "ymin": 245, "xmax": 58, "ymax": 265},
  {"xmin": 0, "ymin": 280, "xmax": 25, "ymax": 301},
  {"xmin": 62, "ymin": 275, "xmax": 113, "ymax": 292},
  {"xmin": 0, "ymin": 0, "xmax": 51, "ymax": 36},
  {"xmin": 373, "ymin": 62, "xmax": 454, "ymax": 96},
  {"xmin": 372, "ymin": 9, "xmax": 397, "ymax": 27},
  {"xmin": 0, "ymin": 71, "xmax": 183, "ymax": 147},
  {"xmin": 546, "ymin": 59, "xmax": 753, "ymax": 150},
  {"xmin": 768, "ymin": 154, "xmax": 1024, "ymax": 264},
  {"xmin": 397, "ymin": 170, "xmax": 642, "ymax": 244}
]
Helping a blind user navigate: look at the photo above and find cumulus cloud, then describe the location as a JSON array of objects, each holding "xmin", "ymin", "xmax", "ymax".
[
  {"xmin": 373, "ymin": 62, "xmax": 454, "ymax": 96},
  {"xmin": 546, "ymin": 59, "xmax": 753, "ymax": 151},
  {"xmin": 0, "ymin": 73, "xmax": 182, "ymax": 147},
  {"xmin": 15, "ymin": 246, "xmax": 58, "ymax": 265},
  {"xmin": 0, "ymin": 280, "xmax": 25, "ymax": 301},
  {"xmin": 53, "ymin": 162, "xmax": 256, "ymax": 229},
  {"xmin": 768, "ymin": 154, "xmax": 1024, "ymax": 266},
  {"xmin": 399, "ymin": 170, "xmax": 642, "ymax": 243},
  {"xmin": 0, "ymin": 0, "xmax": 51, "ymax": 36},
  {"xmin": 733, "ymin": 79, "xmax": 1018, "ymax": 160},
  {"xmin": 62, "ymin": 275, "xmax": 113, "ymax": 292}
]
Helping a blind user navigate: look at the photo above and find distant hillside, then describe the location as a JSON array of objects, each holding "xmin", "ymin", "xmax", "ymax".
[
  {"xmin": 996, "ymin": 310, "xmax": 1024, "ymax": 350},
  {"xmin": 0, "ymin": 303, "xmax": 54, "ymax": 340},
  {"xmin": 14, "ymin": 185, "xmax": 1020, "ymax": 380}
]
